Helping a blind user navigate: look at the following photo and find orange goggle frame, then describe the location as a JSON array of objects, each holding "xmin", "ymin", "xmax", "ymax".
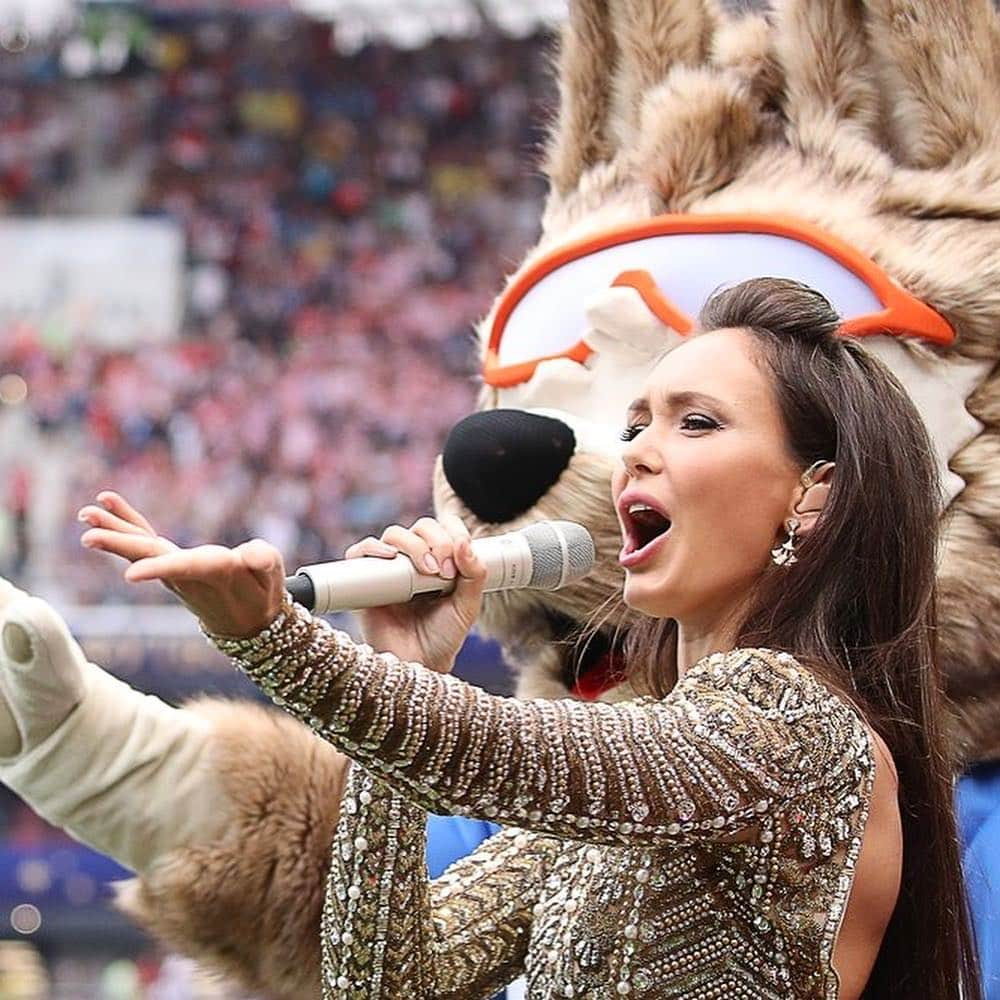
[{"xmin": 483, "ymin": 214, "xmax": 954, "ymax": 389}]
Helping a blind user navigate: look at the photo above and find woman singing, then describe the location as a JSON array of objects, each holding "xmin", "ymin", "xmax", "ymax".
[{"xmin": 79, "ymin": 278, "xmax": 981, "ymax": 999}]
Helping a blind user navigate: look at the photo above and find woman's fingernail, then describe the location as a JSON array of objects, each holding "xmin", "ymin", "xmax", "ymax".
[
  {"xmin": 441, "ymin": 557, "xmax": 456, "ymax": 579},
  {"xmin": 423, "ymin": 553, "xmax": 440, "ymax": 574},
  {"xmin": 76, "ymin": 510, "xmax": 90, "ymax": 522}
]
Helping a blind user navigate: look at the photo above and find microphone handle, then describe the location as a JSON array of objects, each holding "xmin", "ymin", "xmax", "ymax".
[{"xmin": 285, "ymin": 532, "xmax": 533, "ymax": 613}]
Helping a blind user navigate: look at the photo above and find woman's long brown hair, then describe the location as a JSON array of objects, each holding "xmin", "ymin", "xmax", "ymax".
[{"xmin": 624, "ymin": 278, "xmax": 982, "ymax": 999}]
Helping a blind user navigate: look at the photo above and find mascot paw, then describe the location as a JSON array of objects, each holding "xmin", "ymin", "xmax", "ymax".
[{"xmin": 0, "ymin": 588, "xmax": 88, "ymax": 758}]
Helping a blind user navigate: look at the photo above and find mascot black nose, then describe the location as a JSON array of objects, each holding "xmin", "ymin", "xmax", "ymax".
[{"xmin": 442, "ymin": 409, "xmax": 576, "ymax": 523}]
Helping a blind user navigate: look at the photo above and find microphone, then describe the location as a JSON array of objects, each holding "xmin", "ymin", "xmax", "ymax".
[{"xmin": 285, "ymin": 521, "xmax": 595, "ymax": 613}]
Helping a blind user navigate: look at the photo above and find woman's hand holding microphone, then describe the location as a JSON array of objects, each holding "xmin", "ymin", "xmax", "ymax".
[
  {"xmin": 78, "ymin": 493, "xmax": 486, "ymax": 673},
  {"xmin": 342, "ymin": 515, "xmax": 487, "ymax": 672}
]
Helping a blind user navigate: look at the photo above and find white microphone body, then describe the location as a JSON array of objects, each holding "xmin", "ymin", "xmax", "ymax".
[{"xmin": 288, "ymin": 521, "xmax": 593, "ymax": 614}]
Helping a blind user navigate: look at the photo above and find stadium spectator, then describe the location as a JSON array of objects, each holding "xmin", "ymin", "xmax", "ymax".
[{"xmin": 0, "ymin": 16, "xmax": 551, "ymax": 602}]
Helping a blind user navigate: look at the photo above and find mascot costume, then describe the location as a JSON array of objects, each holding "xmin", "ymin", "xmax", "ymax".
[{"xmin": 1, "ymin": 0, "xmax": 999, "ymax": 996}]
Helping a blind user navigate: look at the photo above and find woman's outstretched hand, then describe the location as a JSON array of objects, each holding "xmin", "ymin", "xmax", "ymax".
[
  {"xmin": 78, "ymin": 491, "xmax": 285, "ymax": 638},
  {"xmin": 78, "ymin": 494, "xmax": 486, "ymax": 669},
  {"xmin": 345, "ymin": 515, "xmax": 487, "ymax": 673}
]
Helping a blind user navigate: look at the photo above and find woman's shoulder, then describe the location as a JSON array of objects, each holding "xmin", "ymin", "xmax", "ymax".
[
  {"xmin": 686, "ymin": 645, "xmax": 821, "ymax": 687},
  {"xmin": 682, "ymin": 647, "xmax": 870, "ymax": 737},
  {"xmin": 679, "ymin": 647, "xmax": 875, "ymax": 793}
]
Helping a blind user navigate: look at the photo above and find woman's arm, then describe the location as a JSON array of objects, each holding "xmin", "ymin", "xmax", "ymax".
[
  {"xmin": 212, "ymin": 599, "xmax": 867, "ymax": 850},
  {"xmin": 327, "ymin": 762, "xmax": 557, "ymax": 999},
  {"xmin": 80, "ymin": 500, "xmax": 867, "ymax": 850}
]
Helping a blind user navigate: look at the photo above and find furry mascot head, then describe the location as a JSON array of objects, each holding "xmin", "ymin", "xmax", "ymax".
[{"xmin": 433, "ymin": 0, "xmax": 1000, "ymax": 766}]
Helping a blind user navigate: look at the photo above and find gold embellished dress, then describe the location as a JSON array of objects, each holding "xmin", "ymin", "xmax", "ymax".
[{"xmin": 209, "ymin": 601, "xmax": 875, "ymax": 1000}]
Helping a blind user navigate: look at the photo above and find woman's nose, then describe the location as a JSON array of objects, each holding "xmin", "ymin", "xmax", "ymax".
[{"xmin": 620, "ymin": 438, "xmax": 660, "ymax": 479}]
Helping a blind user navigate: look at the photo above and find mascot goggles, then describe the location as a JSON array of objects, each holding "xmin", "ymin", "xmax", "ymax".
[{"xmin": 483, "ymin": 214, "xmax": 955, "ymax": 388}]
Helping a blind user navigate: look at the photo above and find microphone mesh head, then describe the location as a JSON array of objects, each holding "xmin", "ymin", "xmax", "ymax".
[{"xmin": 521, "ymin": 521, "xmax": 596, "ymax": 590}]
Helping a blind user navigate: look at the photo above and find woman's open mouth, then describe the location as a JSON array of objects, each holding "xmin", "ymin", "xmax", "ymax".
[{"xmin": 619, "ymin": 500, "xmax": 672, "ymax": 568}]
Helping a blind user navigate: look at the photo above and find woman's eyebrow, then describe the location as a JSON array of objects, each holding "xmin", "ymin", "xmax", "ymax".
[
  {"xmin": 654, "ymin": 389, "xmax": 728, "ymax": 412},
  {"xmin": 626, "ymin": 390, "xmax": 729, "ymax": 422}
]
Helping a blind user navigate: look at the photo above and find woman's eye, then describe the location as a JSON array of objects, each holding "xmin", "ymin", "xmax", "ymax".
[
  {"xmin": 680, "ymin": 413, "xmax": 720, "ymax": 432},
  {"xmin": 619, "ymin": 423, "xmax": 647, "ymax": 442}
]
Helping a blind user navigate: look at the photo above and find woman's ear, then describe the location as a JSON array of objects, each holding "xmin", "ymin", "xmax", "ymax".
[{"xmin": 792, "ymin": 461, "xmax": 834, "ymax": 538}]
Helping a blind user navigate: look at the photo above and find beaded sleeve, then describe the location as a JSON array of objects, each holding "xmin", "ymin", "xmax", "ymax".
[
  {"xmin": 209, "ymin": 600, "xmax": 868, "ymax": 849},
  {"xmin": 324, "ymin": 762, "xmax": 559, "ymax": 999}
]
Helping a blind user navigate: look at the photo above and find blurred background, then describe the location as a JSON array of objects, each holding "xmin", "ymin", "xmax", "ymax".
[{"xmin": 0, "ymin": 0, "xmax": 563, "ymax": 993}]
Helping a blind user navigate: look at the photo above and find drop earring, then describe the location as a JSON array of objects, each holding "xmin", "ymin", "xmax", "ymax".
[{"xmin": 771, "ymin": 518, "xmax": 800, "ymax": 567}]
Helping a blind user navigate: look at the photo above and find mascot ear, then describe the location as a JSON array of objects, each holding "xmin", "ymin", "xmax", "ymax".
[
  {"xmin": 862, "ymin": 0, "xmax": 1000, "ymax": 170},
  {"xmin": 773, "ymin": 0, "xmax": 882, "ymax": 155},
  {"xmin": 543, "ymin": 0, "xmax": 735, "ymax": 214},
  {"xmin": 544, "ymin": 0, "xmax": 617, "ymax": 198}
]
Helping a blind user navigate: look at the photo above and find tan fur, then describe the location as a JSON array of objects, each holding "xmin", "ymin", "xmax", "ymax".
[
  {"xmin": 969, "ymin": 367, "xmax": 1000, "ymax": 428},
  {"xmin": 545, "ymin": 0, "xmax": 618, "ymax": 196},
  {"xmin": 607, "ymin": 0, "xmax": 712, "ymax": 148},
  {"xmin": 881, "ymin": 155, "xmax": 1000, "ymax": 220},
  {"xmin": 117, "ymin": 699, "xmax": 346, "ymax": 999},
  {"xmin": 774, "ymin": 0, "xmax": 882, "ymax": 147},
  {"xmin": 538, "ymin": 160, "xmax": 660, "ymax": 246},
  {"xmin": 952, "ymin": 432, "xmax": 1000, "ymax": 529},
  {"xmin": 632, "ymin": 66, "xmax": 760, "ymax": 209},
  {"xmin": 710, "ymin": 8, "xmax": 783, "ymax": 106},
  {"xmin": 53, "ymin": 6, "xmax": 1000, "ymax": 995},
  {"xmin": 863, "ymin": 0, "xmax": 1000, "ymax": 168},
  {"xmin": 865, "ymin": 216, "xmax": 1000, "ymax": 362}
]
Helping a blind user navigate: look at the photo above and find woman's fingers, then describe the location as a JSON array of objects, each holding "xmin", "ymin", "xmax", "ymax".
[
  {"xmin": 439, "ymin": 513, "xmax": 472, "ymax": 546},
  {"xmin": 378, "ymin": 516, "xmax": 478, "ymax": 579},
  {"xmin": 452, "ymin": 536, "xmax": 487, "ymax": 582},
  {"xmin": 77, "ymin": 504, "xmax": 167, "ymax": 540},
  {"xmin": 381, "ymin": 522, "xmax": 447, "ymax": 577},
  {"xmin": 120, "ymin": 542, "xmax": 283, "ymax": 639},
  {"xmin": 124, "ymin": 545, "xmax": 244, "ymax": 585},
  {"xmin": 345, "ymin": 537, "xmax": 399, "ymax": 560},
  {"xmin": 439, "ymin": 513, "xmax": 474, "ymax": 581},
  {"xmin": 94, "ymin": 491, "xmax": 158, "ymax": 536},
  {"xmin": 412, "ymin": 517, "xmax": 459, "ymax": 579},
  {"xmin": 449, "ymin": 536, "xmax": 487, "ymax": 626},
  {"xmin": 80, "ymin": 527, "xmax": 172, "ymax": 564}
]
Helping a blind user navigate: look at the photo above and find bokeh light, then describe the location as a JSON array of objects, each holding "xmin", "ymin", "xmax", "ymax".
[
  {"xmin": 14, "ymin": 860, "xmax": 50, "ymax": 894},
  {"xmin": 0, "ymin": 374, "xmax": 28, "ymax": 406},
  {"xmin": 9, "ymin": 905, "xmax": 41, "ymax": 935}
]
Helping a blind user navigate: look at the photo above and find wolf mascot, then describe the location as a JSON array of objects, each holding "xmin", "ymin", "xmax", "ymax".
[{"xmin": 1, "ymin": 1, "xmax": 999, "ymax": 996}]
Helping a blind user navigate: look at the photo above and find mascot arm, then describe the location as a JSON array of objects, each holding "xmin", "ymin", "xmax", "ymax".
[
  {"xmin": 325, "ymin": 764, "xmax": 556, "ymax": 999},
  {"xmin": 0, "ymin": 581, "xmax": 345, "ymax": 999}
]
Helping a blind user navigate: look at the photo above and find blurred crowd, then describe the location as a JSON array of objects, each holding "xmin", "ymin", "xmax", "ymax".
[{"xmin": 0, "ymin": 16, "xmax": 551, "ymax": 601}]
